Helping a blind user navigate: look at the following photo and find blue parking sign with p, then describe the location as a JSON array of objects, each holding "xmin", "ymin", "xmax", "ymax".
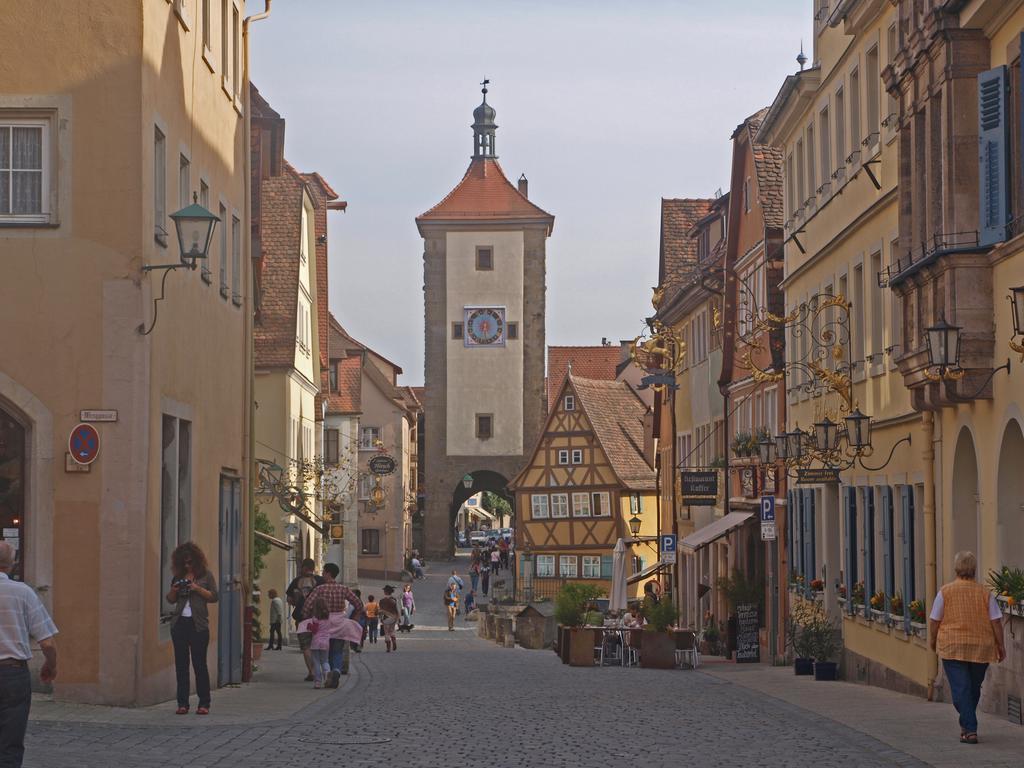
[
  {"xmin": 760, "ymin": 496, "xmax": 776, "ymax": 522},
  {"xmin": 660, "ymin": 534, "xmax": 676, "ymax": 553}
]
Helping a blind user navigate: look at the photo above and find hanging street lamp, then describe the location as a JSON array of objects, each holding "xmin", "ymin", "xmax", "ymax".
[
  {"xmin": 462, "ymin": 473, "xmax": 474, "ymax": 490},
  {"xmin": 813, "ymin": 416, "xmax": 840, "ymax": 453},
  {"xmin": 925, "ymin": 314, "xmax": 962, "ymax": 378},
  {"xmin": 844, "ymin": 408, "xmax": 872, "ymax": 451},
  {"xmin": 628, "ymin": 512, "xmax": 643, "ymax": 538}
]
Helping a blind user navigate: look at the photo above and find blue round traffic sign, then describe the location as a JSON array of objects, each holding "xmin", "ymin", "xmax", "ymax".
[{"xmin": 69, "ymin": 423, "xmax": 100, "ymax": 465}]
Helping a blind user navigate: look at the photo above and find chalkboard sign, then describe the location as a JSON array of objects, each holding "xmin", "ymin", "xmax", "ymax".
[{"xmin": 735, "ymin": 603, "xmax": 760, "ymax": 664}]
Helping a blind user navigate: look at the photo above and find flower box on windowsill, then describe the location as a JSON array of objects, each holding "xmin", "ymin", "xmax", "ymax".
[
  {"xmin": 909, "ymin": 621, "xmax": 927, "ymax": 639},
  {"xmin": 870, "ymin": 608, "xmax": 886, "ymax": 622},
  {"xmin": 996, "ymin": 595, "xmax": 1024, "ymax": 618}
]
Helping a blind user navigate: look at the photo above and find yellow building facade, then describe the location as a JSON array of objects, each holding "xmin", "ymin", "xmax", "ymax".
[
  {"xmin": 0, "ymin": 0, "xmax": 257, "ymax": 704},
  {"xmin": 758, "ymin": 0, "xmax": 931, "ymax": 694}
]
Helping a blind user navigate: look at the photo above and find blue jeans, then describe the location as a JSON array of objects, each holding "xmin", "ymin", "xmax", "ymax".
[
  {"xmin": 470, "ymin": 571, "xmax": 479, "ymax": 591},
  {"xmin": 328, "ymin": 638, "xmax": 348, "ymax": 674},
  {"xmin": 942, "ymin": 659, "xmax": 989, "ymax": 734},
  {"xmin": 0, "ymin": 664, "xmax": 31, "ymax": 768}
]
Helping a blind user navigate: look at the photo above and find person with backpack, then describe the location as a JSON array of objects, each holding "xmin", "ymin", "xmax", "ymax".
[{"xmin": 286, "ymin": 558, "xmax": 324, "ymax": 682}]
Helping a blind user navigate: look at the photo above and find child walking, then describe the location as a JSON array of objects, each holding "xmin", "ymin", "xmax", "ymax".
[
  {"xmin": 365, "ymin": 595, "xmax": 380, "ymax": 644},
  {"xmin": 305, "ymin": 597, "xmax": 331, "ymax": 688}
]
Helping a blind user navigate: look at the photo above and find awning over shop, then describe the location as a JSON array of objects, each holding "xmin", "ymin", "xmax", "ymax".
[
  {"xmin": 255, "ymin": 530, "xmax": 293, "ymax": 551},
  {"xmin": 679, "ymin": 511, "xmax": 754, "ymax": 554},
  {"xmin": 627, "ymin": 559, "xmax": 670, "ymax": 584}
]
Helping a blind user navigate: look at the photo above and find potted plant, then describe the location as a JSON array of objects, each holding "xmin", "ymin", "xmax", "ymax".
[
  {"xmin": 908, "ymin": 598, "xmax": 926, "ymax": 634},
  {"xmin": 701, "ymin": 624, "xmax": 721, "ymax": 655},
  {"xmin": 639, "ymin": 597, "xmax": 680, "ymax": 669},
  {"xmin": 787, "ymin": 599, "xmax": 819, "ymax": 675},
  {"xmin": 869, "ymin": 590, "xmax": 886, "ymax": 620},
  {"xmin": 554, "ymin": 583, "xmax": 605, "ymax": 666},
  {"xmin": 731, "ymin": 431, "xmax": 752, "ymax": 458},
  {"xmin": 810, "ymin": 578, "xmax": 824, "ymax": 593},
  {"xmin": 889, "ymin": 592, "xmax": 903, "ymax": 616},
  {"xmin": 806, "ymin": 613, "xmax": 840, "ymax": 681},
  {"xmin": 988, "ymin": 566, "xmax": 1024, "ymax": 616},
  {"xmin": 851, "ymin": 580, "xmax": 865, "ymax": 608}
]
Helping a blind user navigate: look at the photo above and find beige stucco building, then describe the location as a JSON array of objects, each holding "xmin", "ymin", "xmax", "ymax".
[{"xmin": 0, "ymin": 0, "xmax": 259, "ymax": 704}]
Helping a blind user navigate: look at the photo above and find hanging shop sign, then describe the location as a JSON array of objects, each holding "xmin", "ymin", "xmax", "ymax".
[
  {"xmin": 796, "ymin": 467, "xmax": 841, "ymax": 484},
  {"xmin": 681, "ymin": 471, "xmax": 718, "ymax": 506},
  {"xmin": 368, "ymin": 454, "xmax": 397, "ymax": 476}
]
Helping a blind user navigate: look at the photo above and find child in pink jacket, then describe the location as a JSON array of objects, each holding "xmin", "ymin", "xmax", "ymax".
[{"xmin": 303, "ymin": 597, "xmax": 363, "ymax": 688}]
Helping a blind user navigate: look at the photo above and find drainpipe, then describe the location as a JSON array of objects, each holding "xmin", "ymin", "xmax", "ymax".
[
  {"xmin": 922, "ymin": 410, "xmax": 938, "ymax": 699},
  {"xmin": 241, "ymin": 0, "xmax": 271, "ymax": 685}
]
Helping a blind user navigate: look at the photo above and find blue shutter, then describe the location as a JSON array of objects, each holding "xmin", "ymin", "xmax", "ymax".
[
  {"xmin": 979, "ymin": 65, "xmax": 1010, "ymax": 246},
  {"xmin": 900, "ymin": 485, "xmax": 915, "ymax": 633},
  {"xmin": 881, "ymin": 486, "xmax": 894, "ymax": 603},
  {"xmin": 600, "ymin": 555, "xmax": 613, "ymax": 579},
  {"xmin": 787, "ymin": 489, "xmax": 795, "ymax": 583},
  {"xmin": 844, "ymin": 486, "xmax": 857, "ymax": 615},
  {"xmin": 863, "ymin": 487, "xmax": 875, "ymax": 618},
  {"xmin": 795, "ymin": 489, "xmax": 805, "ymax": 582}
]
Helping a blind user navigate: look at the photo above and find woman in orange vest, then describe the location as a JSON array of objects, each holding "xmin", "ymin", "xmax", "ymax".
[{"xmin": 928, "ymin": 550, "xmax": 1005, "ymax": 744}]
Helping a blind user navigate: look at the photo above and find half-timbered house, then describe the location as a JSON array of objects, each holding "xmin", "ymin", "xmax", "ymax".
[{"xmin": 510, "ymin": 375, "xmax": 660, "ymax": 600}]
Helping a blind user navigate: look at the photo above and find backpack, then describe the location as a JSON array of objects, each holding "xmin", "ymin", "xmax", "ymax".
[{"xmin": 289, "ymin": 575, "xmax": 318, "ymax": 609}]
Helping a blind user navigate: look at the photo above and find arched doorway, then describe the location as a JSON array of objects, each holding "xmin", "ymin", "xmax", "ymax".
[
  {"xmin": 951, "ymin": 427, "xmax": 979, "ymax": 573},
  {"xmin": 448, "ymin": 470, "xmax": 513, "ymax": 552},
  {"xmin": 997, "ymin": 419, "xmax": 1024, "ymax": 569},
  {"xmin": 0, "ymin": 404, "xmax": 26, "ymax": 581}
]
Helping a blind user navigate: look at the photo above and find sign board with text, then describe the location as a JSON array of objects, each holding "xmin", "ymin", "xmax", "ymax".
[
  {"xmin": 796, "ymin": 467, "xmax": 840, "ymax": 484},
  {"xmin": 660, "ymin": 534, "xmax": 677, "ymax": 564},
  {"xmin": 368, "ymin": 454, "xmax": 397, "ymax": 476},
  {"xmin": 735, "ymin": 603, "xmax": 761, "ymax": 663},
  {"xmin": 681, "ymin": 471, "xmax": 718, "ymax": 506}
]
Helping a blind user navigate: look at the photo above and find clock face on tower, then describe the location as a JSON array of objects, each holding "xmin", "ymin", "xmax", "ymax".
[{"xmin": 464, "ymin": 307, "xmax": 506, "ymax": 347}]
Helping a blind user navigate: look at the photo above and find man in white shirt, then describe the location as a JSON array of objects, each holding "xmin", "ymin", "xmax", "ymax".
[{"xmin": 0, "ymin": 541, "xmax": 58, "ymax": 768}]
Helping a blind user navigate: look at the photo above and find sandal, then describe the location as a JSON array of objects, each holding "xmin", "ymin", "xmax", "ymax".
[
  {"xmin": 175, "ymin": 706, "xmax": 189, "ymax": 715},
  {"xmin": 960, "ymin": 732, "xmax": 978, "ymax": 744},
  {"xmin": 196, "ymin": 706, "xmax": 210, "ymax": 715}
]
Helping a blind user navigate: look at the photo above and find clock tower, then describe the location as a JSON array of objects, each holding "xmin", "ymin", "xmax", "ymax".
[{"xmin": 416, "ymin": 84, "xmax": 554, "ymax": 557}]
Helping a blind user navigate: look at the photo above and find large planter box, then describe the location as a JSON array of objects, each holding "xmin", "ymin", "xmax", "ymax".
[
  {"xmin": 814, "ymin": 661, "xmax": 838, "ymax": 681},
  {"xmin": 558, "ymin": 626, "xmax": 571, "ymax": 664},
  {"xmin": 568, "ymin": 628, "xmax": 596, "ymax": 667},
  {"xmin": 639, "ymin": 631, "xmax": 676, "ymax": 669},
  {"xmin": 794, "ymin": 657, "xmax": 814, "ymax": 676}
]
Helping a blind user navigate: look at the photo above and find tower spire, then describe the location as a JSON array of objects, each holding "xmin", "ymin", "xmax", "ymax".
[{"xmin": 472, "ymin": 78, "xmax": 498, "ymax": 159}]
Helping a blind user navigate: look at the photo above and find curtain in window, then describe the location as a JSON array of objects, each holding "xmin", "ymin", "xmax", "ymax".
[
  {"xmin": 11, "ymin": 127, "xmax": 41, "ymax": 214},
  {"xmin": 0, "ymin": 128, "xmax": 9, "ymax": 212}
]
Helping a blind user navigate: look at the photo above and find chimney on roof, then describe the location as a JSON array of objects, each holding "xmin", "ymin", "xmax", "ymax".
[{"xmin": 518, "ymin": 174, "xmax": 528, "ymax": 198}]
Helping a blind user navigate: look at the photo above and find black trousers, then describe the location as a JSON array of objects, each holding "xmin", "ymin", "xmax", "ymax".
[
  {"xmin": 0, "ymin": 664, "xmax": 30, "ymax": 768},
  {"xmin": 266, "ymin": 622, "xmax": 283, "ymax": 649},
  {"xmin": 171, "ymin": 617, "xmax": 211, "ymax": 708}
]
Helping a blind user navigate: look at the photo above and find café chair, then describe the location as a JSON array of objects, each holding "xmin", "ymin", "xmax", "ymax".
[{"xmin": 674, "ymin": 630, "xmax": 699, "ymax": 669}]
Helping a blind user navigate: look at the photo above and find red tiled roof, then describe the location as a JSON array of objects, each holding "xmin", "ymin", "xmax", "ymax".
[
  {"xmin": 254, "ymin": 167, "xmax": 306, "ymax": 369},
  {"xmin": 547, "ymin": 346, "xmax": 620, "ymax": 410},
  {"xmin": 570, "ymin": 376, "xmax": 655, "ymax": 491},
  {"xmin": 659, "ymin": 198, "xmax": 713, "ymax": 291},
  {"xmin": 416, "ymin": 158, "xmax": 554, "ymax": 232},
  {"xmin": 326, "ymin": 355, "xmax": 362, "ymax": 415}
]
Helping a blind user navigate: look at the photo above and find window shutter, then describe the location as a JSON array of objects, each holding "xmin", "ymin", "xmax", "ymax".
[
  {"xmin": 978, "ymin": 65, "xmax": 1010, "ymax": 246},
  {"xmin": 881, "ymin": 486, "xmax": 894, "ymax": 601},
  {"xmin": 844, "ymin": 486, "xmax": 857, "ymax": 615},
  {"xmin": 863, "ymin": 488, "xmax": 875, "ymax": 618},
  {"xmin": 802, "ymin": 489, "xmax": 815, "ymax": 583},
  {"xmin": 600, "ymin": 555, "xmax": 613, "ymax": 579},
  {"xmin": 900, "ymin": 485, "xmax": 915, "ymax": 632},
  {"xmin": 787, "ymin": 489, "xmax": 795, "ymax": 582}
]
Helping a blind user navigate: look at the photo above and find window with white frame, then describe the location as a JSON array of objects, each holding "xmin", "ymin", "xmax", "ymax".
[
  {"xmin": 806, "ymin": 122, "xmax": 816, "ymax": 197},
  {"xmin": 221, "ymin": 0, "xmax": 231, "ymax": 87},
  {"xmin": 358, "ymin": 473, "xmax": 373, "ymax": 500},
  {"xmin": 582, "ymin": 555, "xmax": 601, "ymax": 579},
  {"xmin": 154, "ymin": 126, "xmax": 167, "ymax": 243},
  {"xmin": 551, "ymin": 493, "xmax": 569, "ymax": 518},
  {"xmin": 564, "ymin": 395, "xmax": 575, "ymax": 411},
  {"xmin": 849, "ymin": 67, "xmax": 861, "ymax": 157},
  {"xmin": 232, "ymin": 4, "xmax": 241, "ymax": 97},
  {"xmin": 572, "ymin": 492, "xmax": 591, "ymax": 518},
  {"xmin": 795, "ymin": 138, "xmax": 806, "ymax": 205},
  {"xmin": 557, "ymin": 449, "xmax": 569, "ymax": 465},
  {"xmin": 592, "ymin": 491, "xmax": 611, "ymax": 517},
  {"xmin": 530, "ymin": 494, "xmax": 549, "ymax": 519},
  {"xmin": 571, "ymin": 448, "xmax": 583, "ymax": 464},
  {"xmin": 559, "ymin": 555, "xmax": 578, "ymax": 578},
  {"xmin": 536, "ymin": 554, "xmax": 555, "ymax": 578},
  {"xmin": 0, "ymin": 116, "xmax": 54, "ymax": 224},
  {"xmin": 359, "ymin": 426, "xmax": 381, "ymax": 450},
  {"xmin": 678, "ymin": 432, "xmax": 692, "ymax": 469},
  {"xmin": 819, "ymin": 106, "xmax": 831, "ymax": 186},
  {"xmin": 835, "ymin": 87, "xmax": 846, "ymax": 173},
  {"xmin": 869, "ymin": 250, "xmax": 884, "ymax": 364},
  {"xmin": 865, "ymin": 46, "xmax": 880, "ymax": 145}
]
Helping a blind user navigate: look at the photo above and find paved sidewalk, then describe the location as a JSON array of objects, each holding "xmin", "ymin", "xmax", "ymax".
[
  {"xmin": 703, "ymin": 663, "xmax": 1022, "ymax": 768},
  {"xmin": 29, "ymin": 643, "xmax": 340, "ymax": 726}
]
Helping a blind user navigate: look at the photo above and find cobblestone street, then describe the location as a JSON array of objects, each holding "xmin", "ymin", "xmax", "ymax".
[{"xmin": 20, "ymin": 569, "xmax": 1021, "ymax": 768}]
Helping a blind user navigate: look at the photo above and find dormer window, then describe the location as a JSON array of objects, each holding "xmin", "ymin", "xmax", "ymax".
[
  {"xmin": 564, "ymin": 395, "xmax": 575, "ymax": 411},
  {"xmin": 329, "ymin": 362, "xmax": 338, "ymax": 392}
]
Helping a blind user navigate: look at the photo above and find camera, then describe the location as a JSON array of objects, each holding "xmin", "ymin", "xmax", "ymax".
[{"xmin": 174, "ymin": 578, "xmax": 192, "ymax": 594}]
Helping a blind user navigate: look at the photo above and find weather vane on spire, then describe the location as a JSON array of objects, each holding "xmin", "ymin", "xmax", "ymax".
[{"xmin": 480, "ymin": 78, "xmax": 490, "ymax": 99}]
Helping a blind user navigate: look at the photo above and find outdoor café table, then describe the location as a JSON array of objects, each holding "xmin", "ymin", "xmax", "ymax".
[{"xmin": 587, "ymin": 626, "xmax": 629, "ymax": 666}]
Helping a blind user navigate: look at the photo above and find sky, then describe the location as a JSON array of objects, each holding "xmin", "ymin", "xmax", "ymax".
[{"xmin": 249, "ymin": 1, "xmax": 812, "ymax": 386}]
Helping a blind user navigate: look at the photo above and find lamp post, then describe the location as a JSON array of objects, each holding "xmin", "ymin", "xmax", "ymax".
[
  {"xmin": 462, "ymin": 473, "xmax": 474, "ymax": 490},
  {"xmin": 628, "ymin": 511, "xmax": 642, "ymax": 538},
  {"xmin": 139, "ymin": 193, "xmax": 220, "ymax": 335}
]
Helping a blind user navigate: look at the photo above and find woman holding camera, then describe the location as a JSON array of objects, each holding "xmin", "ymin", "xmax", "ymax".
[{"xmin": 165, "ymin": 541, "xmax": 218, "ymax": 715}]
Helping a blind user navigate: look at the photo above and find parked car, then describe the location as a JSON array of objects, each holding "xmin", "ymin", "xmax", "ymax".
[
  {"xmin": 456, "ymin": 531, "xmax": 468, "ymax": 547},
  {"xmin": 469, "ymin": 530, "xmax": 488, "ymax": 546},
  {"xmin": 486, "ymin": 529, "xmax": 502, "ymax": 543}
]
